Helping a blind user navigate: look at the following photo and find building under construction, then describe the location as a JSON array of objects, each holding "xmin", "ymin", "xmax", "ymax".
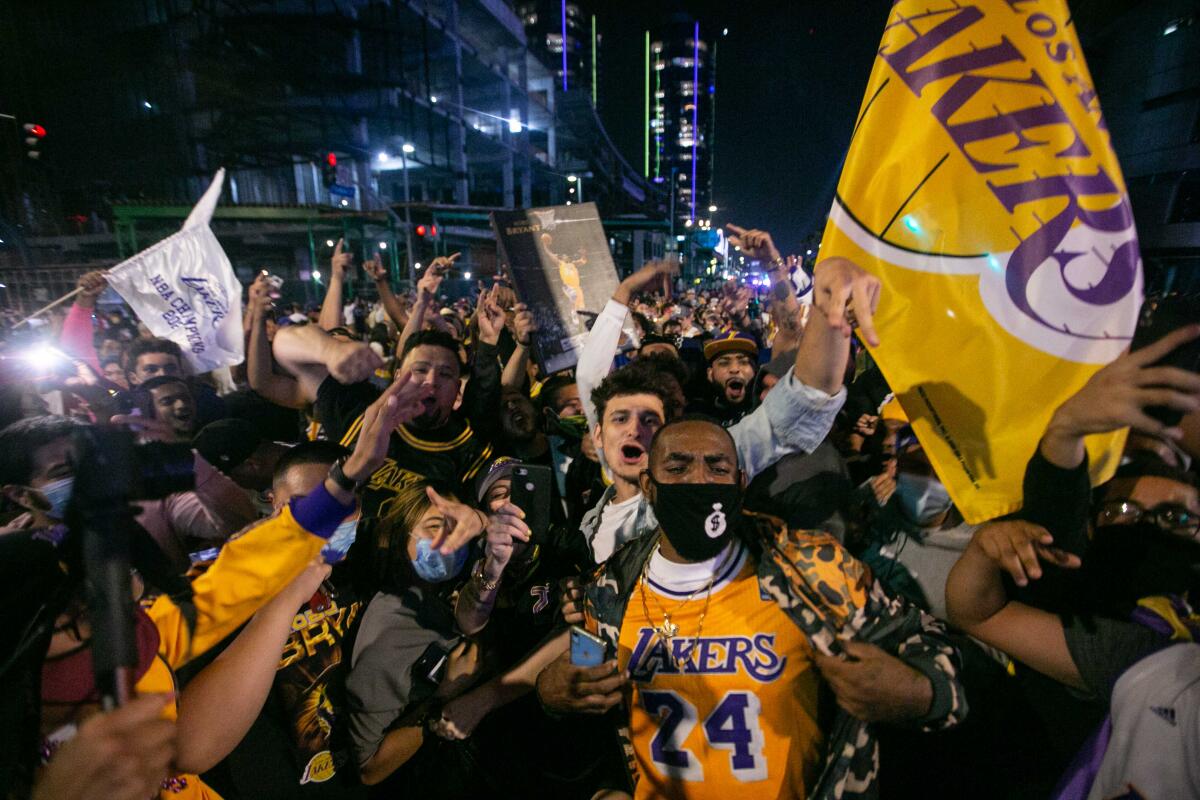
[{"xmin": 0, "ymin": 0, "xmax": 669, "ymax": 308}]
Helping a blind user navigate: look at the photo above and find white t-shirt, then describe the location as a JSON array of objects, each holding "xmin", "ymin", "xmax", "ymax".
[
  {"xmin": 1088, "ymin": 643, "xmax": 1200, "ymax": 800},
  {"xmin": 591, "ymin": 493, "xmax": 643, "ymax": 562},
  {"xmin": 645, "ymin": 540, "xmax": 746, "ymax": 595}
]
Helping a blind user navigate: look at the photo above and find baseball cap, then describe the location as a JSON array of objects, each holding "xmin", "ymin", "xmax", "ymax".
[
  {"xmin": 702, "ymin": 330, "xmax": 759, "ymax": 362},
  {"xmin": 193, "ymin": 419, "xmax": 263, "ymax": 473}
]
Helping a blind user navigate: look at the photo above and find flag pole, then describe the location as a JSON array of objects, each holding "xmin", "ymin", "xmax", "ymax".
[{"xmin": 12, "ymin": 286, "xmax": 87, "ymax": 328}]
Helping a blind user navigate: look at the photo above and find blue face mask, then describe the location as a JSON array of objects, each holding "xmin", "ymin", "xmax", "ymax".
[
  {"xmin": 412, "ymin": 537, "xmax": 468, "ymax": 583},
  {"xmin": 38, "ymin": 476, "xmax": 75, "ymax": 521},
  {"xmin": 322, "ymin": 517, "xmax": 359, "ymax": 564}
]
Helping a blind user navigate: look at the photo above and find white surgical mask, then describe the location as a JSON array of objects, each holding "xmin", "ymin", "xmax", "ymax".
[
  {"xmin": 895, "ymin": 473, "xmax": 952, "ymax": 527},
  {"xmin": 322, "ymin": 517, "xmax": 359, "ymax": 564}
]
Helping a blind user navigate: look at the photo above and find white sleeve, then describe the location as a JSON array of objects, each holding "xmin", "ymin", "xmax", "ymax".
[
  {"xmin": 577, "ymin": 299, "xmax": 629, "ymax": 431},
  {"xmin": 730, "ymin": 366, "xmax": 846, "ymax": 481}
]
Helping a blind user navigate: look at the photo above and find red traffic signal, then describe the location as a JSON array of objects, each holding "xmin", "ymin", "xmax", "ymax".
[
  {"xmin": 416, "ymin": 224, "xmax": 427, "ymax": 237},
  {"xmin": 23, "ymin": 123, "xmax": 46, "ymax": 159},
  {"xmin": 325, "ymin": 151, "xmax": 337, "ymax": 167}
]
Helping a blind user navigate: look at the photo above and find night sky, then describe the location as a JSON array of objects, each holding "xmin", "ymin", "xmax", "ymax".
[{"xmin": 596, "ymin": 0, "xmax": 894, "ymax": 256}]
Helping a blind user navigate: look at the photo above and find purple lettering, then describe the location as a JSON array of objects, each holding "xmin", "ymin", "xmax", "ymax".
[
  {"xmin": 1025, "ymin": 13, "xmax": 1057, "ymax": 38},
  {"xmin": 881, "ymin": 5, "xmax": 1023, "ymax": 97},
  {"xmin": 990, "ymin": 169, "xmax": 1139, "ymax": 329}
]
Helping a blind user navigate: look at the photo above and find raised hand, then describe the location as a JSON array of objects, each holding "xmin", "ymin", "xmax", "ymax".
[
  {"xmin": 511, "ymin": 302, "xmax": 537, "ymax": 347},
  {"xmin": 970, "ymin": 520, "xmax": 1081, "ymax": 587},
  {"xmin": 327, "ymin": 340, "xmax": 385, "ymax": 385},
  {"xmin": 615, "ymin": 257, "xmax": 680, "ymax": 305},
  {"xmin": 726, "ymin": 223, "xmax": 782, "ymax": 264},
  {"xmin": 1047, "ymin": 324, "xmax": 1200, "ymax": 444},
  {"xmin": 812, "ymin": 256, "xmax": 882, "ymax": 347},
  {"xmin": 363, "ymin": 253, "xmax": 389, "ymax": 283},
  {"xmin": 476, "ymin": 284, "xmax": 506, "ymax": 345},
  {"xmin": 342, "ymin": 371, "xmax": 436, "ymax": 482},
  {"xmin": 331, "ymin": 238, "xmax": 353, "ymax": 280},
  {"xmin": 75, "ymin": 270, "xmax": 108, "ymax": 309},
  {"xmin": 425, "ymin": 486, "xmax": 487, "ymax": 554},
  {"xmin": 417, "ymin": 255, "xmax": 458, "ymax": 303},
  {"xmin": 484, "ymin": 501, "xmax": 531, "ymax": 579}
]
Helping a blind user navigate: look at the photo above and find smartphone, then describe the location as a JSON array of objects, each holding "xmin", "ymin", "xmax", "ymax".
[
  {"xmin": 412, "ymin": 640, "xmax": 454, "ymax": 686},
  {"xmin": 1129, "ymin": 294, "xmax": 1200, "ymax": 426},
  {"xmin": 510, "ymin": 464, "xmax": 552, "ymax": 540},
  {"xmin": 570, "ymin": 625, "xmax": 606, "ymax": 667}
]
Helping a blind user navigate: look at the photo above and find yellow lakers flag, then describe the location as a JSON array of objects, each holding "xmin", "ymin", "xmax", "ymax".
[{"xmin": 820, "ymin": 1, "xmax": 1142, "ymax": 523}]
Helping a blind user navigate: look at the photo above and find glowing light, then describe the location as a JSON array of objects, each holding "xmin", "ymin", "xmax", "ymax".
[
  {"xmin": 377, "ymin": 152, "xmax": 390, "ymax": 162},
  {"xmin": 340, "ymin": 199, "xmax": 349, "ymax": 207},
  {"xmin": 415, "ymin": 263, "xmax": 422, "ymax": 270},
  {"xmin": 325, "ymin": 239, "xmax": 335, "ymax": 247},
  {"xmin": 903, "ymin": 215, "xmax": 921, "ymax": 234},
  {"xmin": 402, "ymin": 143, "xmax": 415, "ymax": 154},
  {"xmin": 379, "ymin": 242, "xmax": 388, "ymax": 250},
  {"xmin": 806, "ymin": 249, "xmax": 813, "ymax": 255},
  {"xmin": 567, "ymin": 174, "xmax": 578, "ymax": 183},
  {"xmin": 708, "ymin": 205, "xmax": 717, "ymax": 212},
  {"xmin": 946, "ymin": 309, "xmax": 957, "ymax": 319},
  {"xmin": 312, "ymin": 270, "xmax": 322, "ymax": 280},
  {"xmin": 142, "ymin": 100, "xmax": 153, "ymax": 109},
  {"xmin": 24, "ymin": 343, "xmax": 66, "ymax": 365},
  {"xmin": 509, "ymin": 118, "xmax": 522, "ymax": 133},
  {"xmin": 463, "ymin": 271, "xmax": 472, "ymax": 279},
  {"xmin": 676, "ymin": 234, "xmax": 686, "ymax": 241},
  {"xmin": 430, "ymin": 95, "xmax": 438, "ymax": 104},
  {"xmin": 684, "ymin": 219, "xmax": 693, "ymax": 228}
]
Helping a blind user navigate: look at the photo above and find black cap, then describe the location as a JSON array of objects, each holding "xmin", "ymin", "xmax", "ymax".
[{"xmin": 193, "ymin": 419, "xmax": 263, "ymax": 472}]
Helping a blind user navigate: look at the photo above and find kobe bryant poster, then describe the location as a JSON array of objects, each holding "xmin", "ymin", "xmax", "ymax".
[{"xmin": 491, "ymin": 202, "xmax": 622, "ymax": 375}]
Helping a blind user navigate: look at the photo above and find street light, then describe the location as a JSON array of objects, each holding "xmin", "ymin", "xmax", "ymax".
[
  {"xmin": 567, "ymin": 175, "xmax": 578, "ymax": 183},
  {"xmin": 400, "ymin": 144, "xmax": 416, "ymax": 287},
  {"xmin": 708, "ymin": 204, "xmax": 717, "ymax": 213},
  {"xmin": 377, "ymin": 152, "xmax": 389, "ymax": 163},
  {"xmin": 379, "ymin": 242, "xmax": 388, "ymax": 250},
  {"xmin": 325, "ymin": 239, "xmax": 335, "ymax": 247},
  {"xmin": 312, "ymin": 270, "xmax": 322, "ymax": 280}
]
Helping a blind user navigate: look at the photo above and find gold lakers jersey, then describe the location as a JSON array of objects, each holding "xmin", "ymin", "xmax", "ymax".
[{"xmin": 618, "ymin": 547, "xmax": 823, "ymax": 800}]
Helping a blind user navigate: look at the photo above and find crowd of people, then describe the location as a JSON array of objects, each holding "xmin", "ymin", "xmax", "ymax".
[{"xmin": 1, "ymin": 222, "xmax": 1197, "ymax": 800}]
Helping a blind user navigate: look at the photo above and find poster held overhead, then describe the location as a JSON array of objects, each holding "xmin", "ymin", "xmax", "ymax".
[{"xmin": 491, "ymin": 202, "xmax": 623, "ymax": 375}]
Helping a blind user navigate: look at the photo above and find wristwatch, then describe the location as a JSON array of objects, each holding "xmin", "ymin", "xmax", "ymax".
[
  {"xmin": 472, "ymin": 558, "xmax": 501, "ymax": 592},
  {"xmin": 329, "ymin": 457, "xmax": 364, "ymax": 493}
]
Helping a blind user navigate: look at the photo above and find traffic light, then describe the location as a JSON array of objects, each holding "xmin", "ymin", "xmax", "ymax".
[
  {"xmin": 321, "ymin": 151, "xmax": 337, "ymax": 187},
  {"xmin": 415, "ymin": 223, "xmax": 438, "ymax": 238},
  {"xmin": 23, "ymin": 123, "xmax": 46, "ymax": 159}
]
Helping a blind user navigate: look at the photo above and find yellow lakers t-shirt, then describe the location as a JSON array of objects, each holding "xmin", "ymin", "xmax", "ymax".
[{"xmin": 617, "ymin": 543, "xmax": 823, "ymax": 800}]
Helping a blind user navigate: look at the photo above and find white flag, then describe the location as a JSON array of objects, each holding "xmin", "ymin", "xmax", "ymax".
[{"xmin": 106, "ymin": 170, "xmax": 244, "ymax": 373}]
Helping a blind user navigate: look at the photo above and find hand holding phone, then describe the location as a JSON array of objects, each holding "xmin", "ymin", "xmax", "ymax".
[
  {"xmin": 509, "ymin": 464, "xmax": 552, "ymax": 540},
  {"xmin": 570, "ymin": 625, "xmax": 606, "ymax": 667}
]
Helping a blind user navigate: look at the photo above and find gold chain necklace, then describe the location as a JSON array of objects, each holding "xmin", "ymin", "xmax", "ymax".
[{"xmin": 638, "ymin": 546, "xmax": 718, "ymax": 668}]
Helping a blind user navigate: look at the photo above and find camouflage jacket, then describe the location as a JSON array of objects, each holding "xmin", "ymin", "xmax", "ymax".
[{"xmin": 582, "ymin": 511, "xmax": 968, "ymax": 800}]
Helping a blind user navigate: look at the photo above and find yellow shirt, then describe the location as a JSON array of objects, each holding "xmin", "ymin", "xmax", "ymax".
[
  {"xmin": 139, "ymin": 504, "xmax": 329, "ymax": 798},
  {"xmin": 618, "ymin": 547, "xmax": 823, "ymax": 800}
]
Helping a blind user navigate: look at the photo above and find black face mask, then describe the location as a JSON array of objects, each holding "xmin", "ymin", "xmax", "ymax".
[
  {"xmin": 649, "ymin": 478, "xmax": 743, "ymax": 561},
  {"xmin": 1081, "ymin": 523, "xmax": 1200, "ymax": 609}
]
